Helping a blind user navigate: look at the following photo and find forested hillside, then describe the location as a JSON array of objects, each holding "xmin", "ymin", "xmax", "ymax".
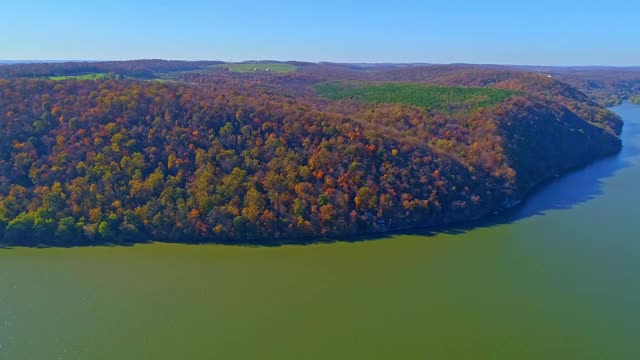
[
  {"xmin": 0, "ymin": 61, "xmax": 623, "ymax": 245},
  {"xmin": 514, "ymin": 66, "xmax": 640, "ymax": 106}
]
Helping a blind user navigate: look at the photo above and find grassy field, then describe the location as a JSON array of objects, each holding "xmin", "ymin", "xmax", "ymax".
[
  {"xmin": 216, "ymin": 63, "xmax": 297, "ymax": 73},
  {"xmin": 49, "ymin": 73, "xmax": 114, "ymax": 80},
  {"xmin": 314, "ymin": 81, "xmax": 518, "ymax": 112}
]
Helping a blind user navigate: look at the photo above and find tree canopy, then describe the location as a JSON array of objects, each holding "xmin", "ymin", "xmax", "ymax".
[{"xmin": 0, "ymin": 62, "xmax": 623, "ymax": 245}]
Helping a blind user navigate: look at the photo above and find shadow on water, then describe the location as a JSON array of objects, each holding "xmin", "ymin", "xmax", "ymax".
[
  {"xmin": 0, "ymin": 239, "xmax": 145, "ymax": 250},
  {"xmin": 2, "ymin": 104, "xmax": 640, "ymax": 249}
]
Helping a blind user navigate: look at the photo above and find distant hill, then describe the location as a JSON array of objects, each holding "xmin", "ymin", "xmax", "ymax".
[
  {"xmin": 0, "ymin": 60, "xmax": 94, "ymax": 65},
  {"xmin": 337, "ymin": 62, "xmax": 640, "ymax": 107}
]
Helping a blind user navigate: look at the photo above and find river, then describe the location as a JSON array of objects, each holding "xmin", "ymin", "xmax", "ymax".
[{"xmin": 1, "ymin": 103, "xmax": 639, "ymax": 359}]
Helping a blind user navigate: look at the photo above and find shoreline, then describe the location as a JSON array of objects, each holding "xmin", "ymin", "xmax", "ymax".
[{"xmin": 0, "ymin": 99, "xmax": 632, "ymax": 249}]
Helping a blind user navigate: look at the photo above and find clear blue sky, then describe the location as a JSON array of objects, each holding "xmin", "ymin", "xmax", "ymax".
[{"xmin": 1, "ymin": 0, "xmax": 638, "ymax": 65}]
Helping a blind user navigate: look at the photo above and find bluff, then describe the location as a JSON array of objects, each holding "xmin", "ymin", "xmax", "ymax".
[{"xmin": 0, "ymin": 62, "xmax": 623, "ymax": 245}]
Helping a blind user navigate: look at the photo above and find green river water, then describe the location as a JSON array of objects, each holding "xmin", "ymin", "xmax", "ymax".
[{"xmin": 2, "ymin": 103, "xmax": 640, "ymax": 359}]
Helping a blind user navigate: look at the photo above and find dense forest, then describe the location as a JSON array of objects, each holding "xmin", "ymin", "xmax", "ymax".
[{"xmin": 0, "ymin": 61, "xmax": 625, "ymax": 245}]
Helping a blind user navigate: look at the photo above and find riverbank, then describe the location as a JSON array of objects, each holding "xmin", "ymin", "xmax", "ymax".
[{"xmin": 3, "ymin": 103, "xmax": 640, "ymax": 360}]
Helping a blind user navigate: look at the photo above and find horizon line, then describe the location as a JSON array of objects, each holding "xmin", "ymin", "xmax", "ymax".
[{"xmin": 1, "ymin": 59, "xmax": 640, "ymax": 68}]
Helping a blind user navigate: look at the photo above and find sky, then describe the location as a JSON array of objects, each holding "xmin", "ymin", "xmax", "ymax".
[{"xmin": 1, "ymin": 0, "xmax": 638, "ymax": 66}]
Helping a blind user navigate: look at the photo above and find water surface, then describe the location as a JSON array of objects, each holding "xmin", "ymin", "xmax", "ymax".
[{"xmin": 2, "ymin": 103, "xmax": 640, "ymax": 359}]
